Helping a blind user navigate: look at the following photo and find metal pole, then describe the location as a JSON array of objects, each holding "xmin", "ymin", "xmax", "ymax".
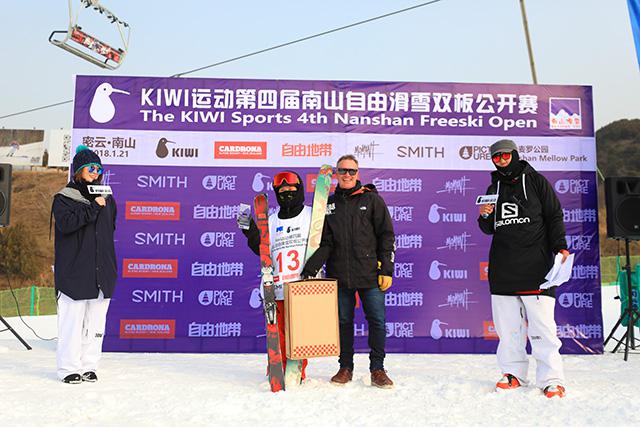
[{"xmin": 519, "ymin": 0, "xmax": 538, "ymax": 84}]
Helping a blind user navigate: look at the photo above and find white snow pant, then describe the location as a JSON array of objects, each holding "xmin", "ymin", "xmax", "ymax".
[
  {"xmin": 491, "ymin": 294, "xmax": 564, "ymax": 389},
  {"xmin": 56, "ymin": 291, "xmax": 110, "ymax": 380}
]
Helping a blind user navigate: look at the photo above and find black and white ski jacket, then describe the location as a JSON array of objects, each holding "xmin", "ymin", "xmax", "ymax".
[{"xmin": 477, "ymin": 161, "xmax": 567, "ymax": 295}]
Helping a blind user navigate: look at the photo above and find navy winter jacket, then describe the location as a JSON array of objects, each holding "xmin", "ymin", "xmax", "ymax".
[{"xmin": 53, "ymin": 185, "xmax": 118, "ymax": 300}]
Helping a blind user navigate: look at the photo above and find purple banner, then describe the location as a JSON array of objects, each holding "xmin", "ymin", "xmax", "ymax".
[
  {"xmin": 71, "ymin": 75, "xmax": 601, "ymax": 354},
  {"xmin": 74, "ymin": 76, "xmax": 593, "ymax": 137}
]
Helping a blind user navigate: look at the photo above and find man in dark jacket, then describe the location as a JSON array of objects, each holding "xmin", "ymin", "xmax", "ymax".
[
  {"xmin": 478, "ymin": 139, "xmax": 569, "ymax": 399},
  {"xmin": 53, "ymin": 145, "xmax": 117, "ymax": 384},
  {"xmin": 302, "ymin": 154, "xmax": 395, "ymax": 389}
]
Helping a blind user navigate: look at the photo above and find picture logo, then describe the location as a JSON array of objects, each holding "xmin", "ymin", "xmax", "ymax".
[
  {"xmin": 554, "ymin": 179, "xmax": 589, "ymax": 195},
  {"xmin": 202, "ymin": 175, "xmax": 237, "ymax": 191},
  {"xmin": 125, "ymin": 201, "xmax": 181, "ymax": 221},
  {"xmin": 558, "ymin": 292, "xmax": 594, "ymax": 309},
  {"xmin": 459, "ymin": 146, "xmax": 490, "ymax": 161},
  {"xmin": 549, "ymin": 98, "xmax": 582, "ymax": 130},
  {"xmin": 122, "ymin": 259, "xmax": 178, "ymax": 278},
  {"xmin": 89, "ymin": 82, "xmax": 130, "ymax": 124},
  {"xmin": 214, "ymin": 141, "xmax": 266, "ymax": 159},
  {"xmin": 119, "ymin": 319, "xmax": 175, "ymax": 339},
  {"xmin": 198, "ymin": 290, "xmax": 234, "ymax": 307}
]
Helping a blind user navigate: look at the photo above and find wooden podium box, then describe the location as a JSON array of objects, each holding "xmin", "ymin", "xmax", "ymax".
[{"xmin": 284, "ymin": 279, "xmax": 340, "ymax": 360}]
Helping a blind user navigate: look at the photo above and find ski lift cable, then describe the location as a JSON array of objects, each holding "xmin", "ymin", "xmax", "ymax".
[
  {"xmin": 0, "ymin": 0, "xmax": 444, "ymax": 121},
  {"xmin": 172, "ymin": 0, "xmax": 444, "ymax": 77}
]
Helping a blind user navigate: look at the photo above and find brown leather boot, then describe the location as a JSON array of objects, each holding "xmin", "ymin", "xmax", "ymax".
[
  {"xmin": 371, "ymin": 369, "xmax": 394, "ymax": 389},
  {"xmin": 330, "ymin": 367, "xmax": 353, "ymax": 385}
]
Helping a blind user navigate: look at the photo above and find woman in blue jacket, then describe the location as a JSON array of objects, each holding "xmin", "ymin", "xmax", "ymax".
[{"xmin": 53, "ymin": 145, "xmax": 117, "ymax": 384}]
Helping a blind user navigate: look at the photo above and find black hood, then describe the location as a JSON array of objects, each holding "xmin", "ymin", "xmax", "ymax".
[
  {"xmin": 67, "ymin": 176, "xmax": 102, "ymax": 202},
  {"xmin": 491, "ymin": 159, "xmax": 534, "ymax": 184},
  {"xmin": 493, "ymin": 150, "xmax": 525, "ymax": 179},
  {"xmin": 274, "ymin": 171, "xmax": 305, "ymax": 219}
]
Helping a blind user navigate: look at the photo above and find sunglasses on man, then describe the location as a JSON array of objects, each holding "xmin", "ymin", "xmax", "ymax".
[
  {"xmin": 491, "ymin": 152, "xmax": 512, "ymax": 163},
  {"xmin": 87, "ymin": 164, "xmax": 104, "ymax": 175},
  {"xmin": 272, "ymin": 171, "xmax": 300, "ymax": 187},
  {"xmin": 337, "ymin": 168, "xmax": 358, "ymax": 176}
]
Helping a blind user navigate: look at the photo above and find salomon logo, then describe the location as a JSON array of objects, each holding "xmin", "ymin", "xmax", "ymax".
[{"xmin": 501, "ymin": 203, "xmax": 519, "ymax": 219}]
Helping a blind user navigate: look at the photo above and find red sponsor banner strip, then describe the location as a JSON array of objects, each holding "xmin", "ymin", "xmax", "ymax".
[
  {"xmin": 479, "ymin": 262, "xmax": 489, "ymax": 281},
  {"xmin": 120, "ymin": 319, "xmax": 176, "ymax": 339},
  {"xmin": 214, "ymin": 141, "xmax": 267, "ymax": 160},
  {"xmin": 122, "ymin": 258, "xmax": 178, "ymax": 278},
  {"xmin": 125, "ymin": 201, "xmax": 181, "ymax": 221},
  {"xmin": 483, "ymin": 321, "xmax": 499, "ymax": 340}
]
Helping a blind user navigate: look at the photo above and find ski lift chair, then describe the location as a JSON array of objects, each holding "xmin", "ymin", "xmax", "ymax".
[{"xmin": 49, "ymin": 0, "xmax": 130, "ymax": 70}]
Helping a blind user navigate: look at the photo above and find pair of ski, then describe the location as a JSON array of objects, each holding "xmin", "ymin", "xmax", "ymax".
[{"xmin": 253, "ymin": 165, "xmax": 332, "ymax": 392}]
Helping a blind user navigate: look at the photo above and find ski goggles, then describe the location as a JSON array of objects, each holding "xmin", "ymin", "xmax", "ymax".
[
  {"xmin": 337, "ymin": 168, "xmax": 358, "ymax": 176},
  {"xmin": 491, "ymin": 152, "xmax": 512, "ymax": 163},
  {"xmin": 86, "ymin": 164, "xmax": 104, "ymax": 175},
  {"xmin": 272, "ymin": 171, "xmax": 300, "ymax": 187}
]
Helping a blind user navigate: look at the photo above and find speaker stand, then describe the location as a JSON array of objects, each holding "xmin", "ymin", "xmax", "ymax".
[
  {"xmin": 0, "ymin": 315, "xmax": 32, "ymax": 350},
  {"xmin": 604, "ymin": 238, "xmax": 639, "ymax": 360}
]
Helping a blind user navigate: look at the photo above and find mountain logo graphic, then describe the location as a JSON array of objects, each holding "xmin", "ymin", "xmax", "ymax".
[{"xmin": 549, "ymin": 98, "xmax": 582, "ymax": 130}]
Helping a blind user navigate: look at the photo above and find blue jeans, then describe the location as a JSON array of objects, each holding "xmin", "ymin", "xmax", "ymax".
[{"xmin": 337, "ymin": 286, "xmax": 386, "ymax": 372}]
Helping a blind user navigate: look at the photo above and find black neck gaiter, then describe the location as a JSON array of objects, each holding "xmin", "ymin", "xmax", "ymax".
[{"xmin": 495, "ymin": 151, "xmax": 524, "ymax": 182}]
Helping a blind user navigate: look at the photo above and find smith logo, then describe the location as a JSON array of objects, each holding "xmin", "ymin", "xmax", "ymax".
[
  {"xmin": 214, "ymin": 141, "xmax": 266, "ymax": 159},
  {"xmin": 125, "ymin": 201, "xmax": 180, "ymax": 221},
  {"xmin": 397, "ymin": 146, "xmax": 445, "ymax": 158},
  {"xmin": 119, "ymin": 319, "xmax": 175, "ymax": 339},
  {"xmin": 122, "ymin": 259, "xmax": 178, "ymax": 278},
  {"xmin": 137, "ymin": 175, "xmax": 188, "ymax": 189}
]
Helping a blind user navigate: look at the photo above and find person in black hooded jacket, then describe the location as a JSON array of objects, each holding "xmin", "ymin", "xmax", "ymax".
[
  {"xmin": 240, "ymin": 170, "xmax": 311, "ymax": 381},
  {"xmin": 478, "ymin": 139, "xmax": 569, "ymax": 398},
  {"xmin": 53, "ymin": 145, "xmax": 117, "ymax": 384},
  {"xmin": 302, "ymin": 154, "xmax": 396, "ymax": 389}
]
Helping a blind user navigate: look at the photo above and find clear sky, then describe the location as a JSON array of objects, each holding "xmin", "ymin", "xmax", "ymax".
[{"xmin": 1, "ymin": 0, "xmax": 638, "ymax": 130}]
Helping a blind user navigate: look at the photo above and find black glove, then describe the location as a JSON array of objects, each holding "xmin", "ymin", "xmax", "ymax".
[{"xmin": 300, "ymin": 266, "xmax": 315, "ymax": 280}]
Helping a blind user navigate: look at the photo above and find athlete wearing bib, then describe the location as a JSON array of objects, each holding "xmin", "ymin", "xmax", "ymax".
[{"xmin": 240, "ymin": 170, "xmax": 310, "ymax": 380}]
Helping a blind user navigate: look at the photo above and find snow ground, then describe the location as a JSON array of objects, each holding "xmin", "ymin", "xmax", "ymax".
[{"xmin": 1, "ymin": 286, "xmax": 639, "ymax": 427}]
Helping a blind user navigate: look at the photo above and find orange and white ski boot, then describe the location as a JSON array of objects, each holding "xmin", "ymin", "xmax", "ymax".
[
  {"xmin": 543, "ymin": 384, "xmax": 566, "ymax": 398},
  {"xmin": 495, "ymin": 373, "xmax": 522, "ymax": 391}
]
